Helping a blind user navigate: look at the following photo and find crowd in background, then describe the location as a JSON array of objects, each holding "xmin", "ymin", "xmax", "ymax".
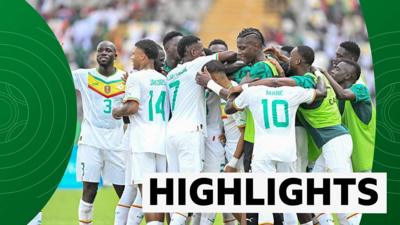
[
  {"xmin": 28, "ymin": 0, "xmax": 374, "ymax": 99},
  {"xmin": 264, "ymin": 0, "xmax": 374, "ymax": 98}
]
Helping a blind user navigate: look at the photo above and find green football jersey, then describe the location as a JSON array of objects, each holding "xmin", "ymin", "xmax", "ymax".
[
  {"xmin": 242, "ymin": 60, "xmax": 279, "ymax": 143},
  {"xmin": 163, "ymin": 63, "xmax": 173, "ymax": 73},
  {"xmin": 339, "ymin": 82, "xmax": 376, "ymax": 172},
  {"xmin": 291, "ymin": 73, "xmax": 348, "ymax": 148},
  {"xmin": 233, "ymin": 65, "xmax": 251, "ymax": 83}
]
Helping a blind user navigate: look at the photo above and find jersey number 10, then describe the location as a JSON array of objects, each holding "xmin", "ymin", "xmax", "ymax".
[{"xmin": 261, "ymin": 99, "xmax": 289, "ymax": 128}]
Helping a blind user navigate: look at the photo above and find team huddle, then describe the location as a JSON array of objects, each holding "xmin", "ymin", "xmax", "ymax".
[{"xmin": 73, "ymin": 27, "xmax": 376, "ymax": 225}]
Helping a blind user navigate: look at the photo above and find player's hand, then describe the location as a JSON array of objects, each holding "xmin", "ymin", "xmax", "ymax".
[
  {"xmin": 266, "ymin": 57, "xmax": 285, "ymax": 77},
  {"xmin": 219, "ymin": 133, "xmax": 226, "ymax": 145},
  {"xmin": 122, "ymin": 72, "xmax": 129, "ymax": 83},
  {"xmin": 264, "ymin": 46, "xmax": 281, "ymax": 58},
  {"xmin": 112, "ymin": 108, "xmax": 122, "ymax": 120},
  {"xmin": 239, "ymin": 72, "xmax": 259, "ymax": 84},
  {"xmin": 228, "ymin": 85, "xmax": 243, "ymax": 96},
  {"xmin": 224, "ymin": 165, "xmax": 238, "ymax": 173},
  {"xmin": 196, "ymin": 66, "xmax": 212, "ymax": 87}
]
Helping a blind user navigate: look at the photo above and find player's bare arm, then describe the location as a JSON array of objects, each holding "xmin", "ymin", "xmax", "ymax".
[
  {"xmin": 112, "ymin": 100, "xmax": 139, "ymax": 119},
  {"xmin": 224, "ymin": 127, "xmax": 245, "ymax": 173},
  {"xmin": 314, "ymin": 76, "xmax": 327, "ymax": 100},
  {"xmin": 196, "ymin": 66, "xmax": 231, "ymax": 100},
  {"xmin": 228, "ymin": 77, "xmax": 297, "ymax": 96},
  {"xmin": 321, "ymin": 69, "xmax": 356, "ymax": 101}
]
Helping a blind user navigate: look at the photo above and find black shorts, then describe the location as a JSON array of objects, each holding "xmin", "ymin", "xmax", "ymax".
[{"xmin": 243, "ymin": 141, "xmax": 254, "ymax": 172}]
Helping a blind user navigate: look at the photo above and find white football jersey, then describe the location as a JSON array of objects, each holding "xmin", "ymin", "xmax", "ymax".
[
  {"xmin": 166, "ymin": 54, "xmax": 218, "ymax": 136},
  {"xmin": 124, "ymin": 69, "xmax": 169, "ymax": 155},
  {"xmin": 220, "ymin": 81, "xmax": 245, "ymax": 143},
  {"xmin": 73, "ymin": 68, "xmax": 126, "ymax": 151},
  {"xmin": 206, "ymin": 90, "xmax": 223, "ymax": 136},
  {"xmin": 234, "ymin": 86, "xmax": 315, "ymax": 162}
]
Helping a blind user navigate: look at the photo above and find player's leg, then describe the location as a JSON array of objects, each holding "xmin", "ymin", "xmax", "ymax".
[
  {"xmin": 170, "ymin": 131, "xmax": 205, "ymax": 225},
  {"xmin": 115, "ymin": 151, "xmax": 136, "ymax": 225},
  {"xmin": 222, "ymin": 213, "xmax": 236, "ymax": 225},
  {"xmin": 27, "ymin": 211, "xmax": 42, "ymax": 225},
  {"xmin": 295, "ymin": 126, "xmax": 308, "ymax": 172},
  {"xmin": 200, "ymin": 134, "xmax": 225, "ymax": 225},
  {"xmin": 143, "ymin": 153, "xmax": 167, "ymax": 224},
  {"xmin": 127, "ymin": 190, "xmax": 144, "ymax": 225},
  {"xmin": 76, "ymin": 144, "xmax": 103, "ymax": 225},
  {"xmin": 251, "ymin": 160, "xmax": 275, "ymax": 225},
  {"xmin": 276, "ymin": 161, "xmax": 300, "ymax": 225}
]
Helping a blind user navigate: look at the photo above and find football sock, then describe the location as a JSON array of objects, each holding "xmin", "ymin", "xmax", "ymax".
[{"xmin": 79, "ymin": 199, "xmax": 93, "ymax": 225}]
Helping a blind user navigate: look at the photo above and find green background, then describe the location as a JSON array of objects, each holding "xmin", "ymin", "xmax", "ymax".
[
  {"xmin": 360, "ymin": 0, "xmax": 400, "ymax": 224},
  {"xmin": 0, "ymin": 0, "xmax": 398, "ymax": 224},
  {"xmin": 0, "ymin": 1, "xmax": 76, "ymax": 224}
]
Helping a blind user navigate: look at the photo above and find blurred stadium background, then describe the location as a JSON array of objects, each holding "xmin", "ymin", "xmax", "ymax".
[{"xmin": 27, "ymin": 0, "xmax": 373, "ymax": 224}]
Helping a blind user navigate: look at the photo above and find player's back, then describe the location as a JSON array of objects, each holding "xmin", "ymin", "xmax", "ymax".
[
  {"xmin": 72, "ymin": 68, "xmax": 126, "ymax": 150},
  {"xmin": 125, "ymin": 69, "xmax": 169, "ymax": 154},
  {"xmin": 166, "ymin": 54, "xmax": 218, "ymax": 136},
  {"xmin": 236, "ymin": 86, "xmax": 315, "ymax": 162}
]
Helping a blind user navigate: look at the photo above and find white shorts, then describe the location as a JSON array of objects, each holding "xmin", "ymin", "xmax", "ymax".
[
  {"xmin": 295, "ymin": 126, "xmax": 308, "ymax": 172},
  {"xmin": 132, "ymin": 152, "xmax": 166, "ymax": 185},
  {"xmin": 224, "ymin": 141, "xmax": 244, "ymax": 172},
  {"xmin": 312, "ymin": 134, "xmax": 353, "ymax": 173},
  {"xmin": 166, "ymin": 131, "xmax": 204, "ymax": 173},
  {"xmin": 76, "ymin": 144, "xmax": 125, "ymax": 185},
  {"xmin": 203, "ymin": 135, "xmax": 226, "ymax": 172},
  {"xmin": 251, "ymin": 159, "xmax": 295, "ymax": 173},
  {"xmin": 125, "ymin": 151, "xmax": 133, "ymax": 185}
]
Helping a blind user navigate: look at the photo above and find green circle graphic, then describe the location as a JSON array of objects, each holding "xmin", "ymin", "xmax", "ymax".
[{"xmin": 0, "ymin": 1, "xmax": 76, "ymax": 224}]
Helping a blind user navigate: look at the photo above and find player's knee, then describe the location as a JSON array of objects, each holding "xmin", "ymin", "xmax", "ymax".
[{"xmin": 83, "ymin": 182, "xmax": 98, "ymax": 201}]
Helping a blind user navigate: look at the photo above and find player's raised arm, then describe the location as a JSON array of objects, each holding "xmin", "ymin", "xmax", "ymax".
[
  {"xmin": 217, "ymin": 50, "xmax": 238, "ymax": 63},
  {"xmin": 313, "ymin": 75, "xmax": 327, "ymax": 100},
  {"xmin": 321, "ymin": 61, "xmax": 360, "ymax": 101}
]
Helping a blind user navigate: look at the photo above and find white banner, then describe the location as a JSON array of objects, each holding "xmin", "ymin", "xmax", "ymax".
[{"xmin": 142, "ymin": 173, "xmax": 386, "ymax": 213}]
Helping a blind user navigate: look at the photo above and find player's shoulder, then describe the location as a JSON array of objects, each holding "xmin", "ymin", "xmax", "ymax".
[{"xmin": 73, "ymin": 67, "xmax": 95, "ymax": 75}]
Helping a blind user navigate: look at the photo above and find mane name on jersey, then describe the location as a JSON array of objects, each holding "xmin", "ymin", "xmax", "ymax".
[
  {"xmin": 87, "ymin": 73, "xmax": 125, "ymax": 98},
  {"xmin": 266, "ymin": 90, "xmax": 283, "ymax": 96}
]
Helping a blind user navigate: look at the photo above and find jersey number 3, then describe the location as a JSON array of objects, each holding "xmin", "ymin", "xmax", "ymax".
[
  {"xmin": 261, "ymin": 99, "xmax": 289, "ymax": 128},
  {"xmin": 103, "ymin": 99, "xmax": 112, "ymax": 113}
]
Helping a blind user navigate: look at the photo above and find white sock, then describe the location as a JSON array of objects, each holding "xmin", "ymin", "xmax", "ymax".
[
  {"xmin": 300, "ymin": 222, "xmax": 313, "ymax": 225},
  {"xmin": 191, "ymin": 213, "xmax": 201, "ymax": 225},
  {"xmin": 170, "ymin": 213, "xmax": 187, "ymax": 225},
  {"xmin": 79, "ymin": 199, "xmax": 94, "ymax": 225},
  {"xmin": 147, "ymin": 221, "xmax": 163, "ymax": 225},
  {"xmin": 200, "ymin": 213, "xmax": 216, "ymax": 225},
  {"xmin": 126, "ymin": 192, "xmax": 144, "ymax": 225},
  {"xmin": 316, "ymin": 213, "xmax": 334, "ymax": 225},
  {"xmin": 258, "ymin": 212, "xmax": 274, "ymax": 225},
  {"xmin": 27, "ymin": 211, "xmax": 42, "ymax": 225},
  {"xmin": 223, "ymin": 213, "xmax": 236, "ymax": 225},
  {"xmin": 337, "ymin": 213, "xmax": 361, "ymax": 225},
  {"xmin": 284, "ymin": 213, "xmax": 298, "ymax": 225},
  {"xmin": 115, "ymin": 185, "xmax": 137, "ymax": 225}
]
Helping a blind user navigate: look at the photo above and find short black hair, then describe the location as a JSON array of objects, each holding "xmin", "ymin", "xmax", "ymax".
[
  {"xmin": 208, "ymin": 39, "xmax": 228, "ymax": 48},
  {"xmin": 204, "ymin": 48, "xmax": 213, "ymax": 56},
  {"xmin": 297, "ymin": 45, "xmax": 315, "ymax": 65},
  {"xmin": 203, "ymin": 60, "xmax": 225, "ymax": 73},
  {"xmin": 177, "ymin": 35, "xmax": 200, "ymax": 58},
  {"xmin": 339, "ymin": 41, "xmax": 361, "ymax": 61},
  {"xmin": 135, "ymin": 39, "xmax": 159, "ymax": 60},
  {"xmin": 341, "ymin": 59, "xmax": 361, "ymax": 81},
  {"xmin": 281, "ymin": 45, "xmax": 294, "ymax": 55},
  {"xmin": 163, "ymin": 31, "xmax": 183, "ymax": 47},
  {"xmin": 237, "ymin": 27, "xmax": 265, "ymax": 47}
]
